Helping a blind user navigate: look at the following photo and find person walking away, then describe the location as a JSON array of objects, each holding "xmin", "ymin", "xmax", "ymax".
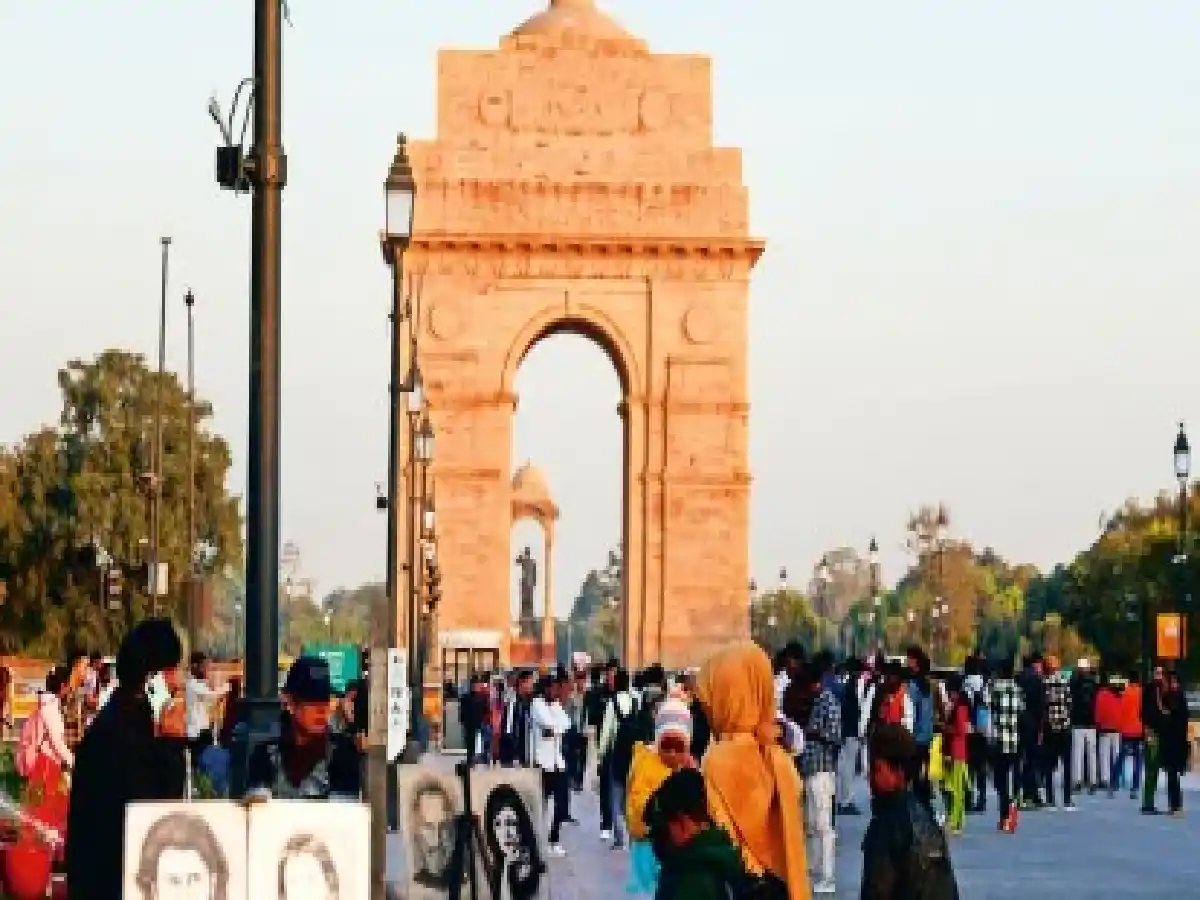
[
  {"xmin": 565, "ymin": 672, "xmax": 587, "ymax": 791},
  {"xmin": 1093, "ymin": 673, "xmax": 1122, "ymax": 792},
  {"xmin": 625, "ymin": 695, "xmax": 695, "ymax": 895},
  {"xmin": 1069, "ymin": 658, "xmax": 1099, "ymax": 794},
  {"xmin": 988, "ymin": 659, "xmax": 1024, "ymax": 833},
  {"xmin": 245, "ymin": 656, "xmax": 361, "ymax": 800},
  {"xmin": 599, "ymin": 668, "xmax": 639, "ymax": 847},
  {"xmin": 859, "ymin": 723, "xmax": 960, "ymax": 900},
  {"xmin": 797, "ymin": 659, "xmax": 841, "ymax": 895},
  {"xmin": 864, "ymin": 663, "xmax": 915, "ymax": 740},
  {"xmin": 499, "ymin": 670, "xmax": 535, "ymax": 768},
  {"xmin": 646, "ymin": 768, "xmax": 747, "ymax": 900},
  {"xmin": 530, "ymin": 674, "xmax": 572, "ymax": 858},
  {"xmin": 696, "ymin": 642, "xmax": 806, "ymax": 900},
  {"xmin": 66, "ymin": 619, "xmax": 189, "ymax": 900},
  {"xmin": 1158, "ymin": 669, "xmax": 1189, "ymax": 817},
  {"xmin": 1016, "ymin": 655, "xmax": 1045, "ymax": 808},
  {"xmin": 961, "ymin": 656, "xmax": 990, "ymax": 814},
  {"xmin": 1112, "ymin": 671, "xmax": 1143, "ymax": 797},
  {"xmin": 903, "ymin": 650, "xmax": 938, "ymax": 814},
  {"xmin": 682, "ymin": 671, "xmax": 711, "ymax": 761},
  {"xmin": 1041, "ymin": 655, "xmax": 1075, "ymax": 811},
  {"xmin": 939, "ymin": 676, "xmax": 970, "ymax": 835},
  {"xmin": 460, "ymin": 674, "xmax": 491, "ymax": 766},
  {"xmin": 1141, "ymin": 666, "xmax": 1167, "ymax": 814},
  {"xmin": 837, "ymin": 660, "xmax": 865, "ymax": 815}
]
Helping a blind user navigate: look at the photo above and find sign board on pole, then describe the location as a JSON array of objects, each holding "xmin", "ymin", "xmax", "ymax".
[
  {"xmin": 301, "ymin": 643, "xmax": 362, "ymax": 693},
  {"xmin": 387, "ymin": 649, "xmax": 409, "ymax": 762},
  {"xmin": 1157, "ymin": 612, "xmax": 1187, "ymax": 660}
]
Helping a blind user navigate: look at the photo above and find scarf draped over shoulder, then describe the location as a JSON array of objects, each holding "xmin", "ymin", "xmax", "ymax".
[{"xmin": 698, "ymin": 642, "xmax": 809, "ymax": 900}]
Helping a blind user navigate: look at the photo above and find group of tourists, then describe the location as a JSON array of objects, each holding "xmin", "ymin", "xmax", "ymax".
[{"xmin": 7, "ymin": 614, "xmax": 1193, "ymax": 900}]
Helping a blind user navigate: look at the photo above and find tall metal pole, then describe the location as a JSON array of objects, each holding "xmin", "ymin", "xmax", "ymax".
[
  {"xmin": 185, "ymin": 289, "xmax": 196, "ymax": 646},
  {"xmin": 232, "ymin": 0, "xmax": 286, "ymax": 794},
  {"xmin": 151, "ymin": 236, "xmax": 170, "ymax": 614},
  {"xmin": 403, "ymin": 406, "xmax": 420, "ymax": 758}
]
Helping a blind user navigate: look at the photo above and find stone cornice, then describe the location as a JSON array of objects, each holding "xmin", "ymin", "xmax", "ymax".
[{"xmin": 395, "ymin": 233, "xmax": 763, "ymax": 280}]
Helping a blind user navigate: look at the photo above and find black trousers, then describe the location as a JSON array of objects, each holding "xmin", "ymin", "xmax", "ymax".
[
  {"xmin": 967, "ymin": 733, "xmax": 989, "ymax": 808},
  {"xmin": 910, "ymin": 742, "xmax": 934, "ymax": 812},
  {"xmin": 541, "ymin": 769, "xmax": 569, "ymax": 844},
  {"xmin": 565, "ymin": 729, "xmax": 586, "ymax": 789},
  {"xmin": 993, "ymin": 752, "xmax": 1019, "ymax": 821},
  {"xmin": 1166, "ymin": 766, "xmax": 1184, "ymax": 812},
  {"xmin": 1019, "ymin": 727, "xmax": 1041, "ymax": 801},
  {"xmin": 598, "ymin": 755, "xmax": 614, "ymax": 831},
  {"xmin": 1042, "ymin": 730, "xmax": 1072, "ymax": 805}
]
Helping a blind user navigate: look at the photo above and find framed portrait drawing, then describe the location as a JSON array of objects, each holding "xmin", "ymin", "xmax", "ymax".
[
  {"xmin": 469, "ymin": 768, "xmax": 547, "ymax": 900},
  {"xmin": 246, "ymin": 801, "xmax": 369, "ymax": 900},
  {"xmin": 124, "ymin": 801, "xmax": 248, "ymax": 900},
  {"xmin": 395, "ymin": 766, "xmax": 465, "ymax": 900}
]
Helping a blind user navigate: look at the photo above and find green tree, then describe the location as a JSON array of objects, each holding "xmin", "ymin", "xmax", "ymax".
[{"xmin": 0, "ymin": 350, "xmax": 242, "ymax": 655}]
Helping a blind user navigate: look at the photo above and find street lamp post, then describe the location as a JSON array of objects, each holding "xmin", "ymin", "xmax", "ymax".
[
  {"xmin": 150, "ymin": 236, "xmax": 171, "ymax": 614},
  {"xmin": 868, "ymin": 537, "xmax": 880, "ymax": 651},
  {"xmin": 1174, "ymin": 423, "xmax": 1190, "ymax": 562},
  {"xmin": 184, "ymin": 288, "xmax": 197, "ymax": 647},
  {"xmin": 748, "ymin": 577, "xmax": 758, "ymax": 640}
]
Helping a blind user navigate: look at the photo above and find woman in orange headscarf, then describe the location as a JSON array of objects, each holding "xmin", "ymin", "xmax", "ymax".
[{"xmin": 697, "ymin": 642, "xmax": 808, "ymax": 900}]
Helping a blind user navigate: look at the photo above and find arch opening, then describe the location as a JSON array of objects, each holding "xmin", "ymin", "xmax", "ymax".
[{"xmin": 510, "ymin": 328, "xmax": 627, "ymax": 667}]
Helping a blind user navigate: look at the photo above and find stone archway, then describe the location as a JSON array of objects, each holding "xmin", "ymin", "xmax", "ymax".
[{"xmin": 383, "ymin": 0, "xmax": 763, "ymax": 668}]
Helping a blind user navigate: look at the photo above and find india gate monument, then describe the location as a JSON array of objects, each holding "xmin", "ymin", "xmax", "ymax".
[{"xmin": 385, "ymin": 0, "xmax": 762, "ymax": 669}]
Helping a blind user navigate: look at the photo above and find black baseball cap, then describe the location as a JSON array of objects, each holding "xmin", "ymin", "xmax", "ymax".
[{"xmin": 283, "ymin": 656, "xmax": 333, "ymax": 703}]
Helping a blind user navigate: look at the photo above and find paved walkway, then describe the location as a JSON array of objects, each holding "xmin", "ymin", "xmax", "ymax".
[{"xmin": 545, "ymin": 775, "xmax": 1200, "ymax": 899}]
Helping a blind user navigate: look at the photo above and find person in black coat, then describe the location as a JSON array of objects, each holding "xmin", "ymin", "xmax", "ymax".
[
  {"xmin": 66, "ymin": 618, "xmax": 189, "ymax": 900},
  {"xmin": 1158, "ymin": 669, "xmax": 1190, "ymax": 815}
]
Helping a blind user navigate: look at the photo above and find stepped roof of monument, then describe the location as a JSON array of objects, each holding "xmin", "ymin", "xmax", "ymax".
[{"xmin": 510, "ymin": 0, "xmax": 634, "ymax": 41}]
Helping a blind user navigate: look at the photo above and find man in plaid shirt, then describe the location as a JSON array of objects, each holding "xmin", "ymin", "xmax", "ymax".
[
  {"xmin": 800, "ymin": 656, "xmax": 842, "ymax": 895},
  {"xmin": 989, "ymin": 658, "xmax": 1025, "ymax": 832},
  {"xmin": 1042, "ymin": 655, "xmax": 1075, "ymax": 810}
]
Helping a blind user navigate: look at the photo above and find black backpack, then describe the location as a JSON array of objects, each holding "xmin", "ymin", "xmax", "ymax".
[{"xmin": 608, "ymin": 696, "xmax": 641, "ymax": 782}]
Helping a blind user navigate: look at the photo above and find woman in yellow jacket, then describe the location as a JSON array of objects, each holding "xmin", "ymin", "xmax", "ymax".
[{"xmin": 625, "ymin": 696, "xmax": 694, "ymax": 896}]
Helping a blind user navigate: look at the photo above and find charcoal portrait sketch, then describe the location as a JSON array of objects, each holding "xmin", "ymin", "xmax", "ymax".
[
  {"xmin": 124, "ymin": 802, "xmax": 247, "ymax": 900},
  {"xmin": 247, "ymin": 801, "xmax": 368, "ymax": 900},
  {"xmin": 470, "ymin": 769, "xmax": 546, "ymax": 900},
  {"xmin": 397, "ymin": 767, "xmax": 464, "ymax": 898}
]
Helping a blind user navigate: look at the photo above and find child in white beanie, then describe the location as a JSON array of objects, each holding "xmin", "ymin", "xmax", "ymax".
[{"xmin": 624, "ymin": 694, "xmax": 694, "ymax": 896}]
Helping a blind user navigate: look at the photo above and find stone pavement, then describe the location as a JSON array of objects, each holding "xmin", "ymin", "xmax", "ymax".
[{"xmin": 543, "ymin": 774, "xmax": 1200, "ymax": 899}]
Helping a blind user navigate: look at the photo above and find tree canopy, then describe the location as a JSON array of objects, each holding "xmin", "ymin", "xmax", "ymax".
[{"xmin": 0, "ymin": 350, "xmax": 242, "ymax": 656}]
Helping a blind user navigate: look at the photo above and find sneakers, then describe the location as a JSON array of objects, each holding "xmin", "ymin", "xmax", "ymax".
[
  {"xmin": 599, "ymin": 829, "xmax": 613, "ymax": 842},
  {"xmin": 546, "ymin": 844, "xmax": 567, "ymax": 858},
  {"xmin": 812, "ymin": 878, "xmax": 836, "ymax": 895},
  {"xmin": 1062, "ymin": 803, "xmax": 1078, "ymax": 812}
]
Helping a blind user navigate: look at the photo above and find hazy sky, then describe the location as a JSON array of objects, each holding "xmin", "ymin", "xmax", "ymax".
[{"xmin": 4, "ymin": 2, "xmax": 1200, "ymax": 619}]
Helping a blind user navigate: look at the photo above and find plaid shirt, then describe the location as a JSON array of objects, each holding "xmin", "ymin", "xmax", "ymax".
[
  {"xmin": 1044, "ymin": 672, "xmax": 1072, "ymax": 733},
  {"xmin": 989, "ymin": 678, "xmax": 1024, "ymax": 755},
  {"xmin": 800, "ymin": 688, "xmax": 842, "ymax": 776}
]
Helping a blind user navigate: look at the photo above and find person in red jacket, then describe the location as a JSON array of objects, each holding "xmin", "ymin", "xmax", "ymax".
[
  {"xmin": 1093, "ymin": 676, "xmax": 1123, "ymax": 791},
  {"xmin": 1111, "ymin": 673, "xmax": 1144, "ymax": 798}
]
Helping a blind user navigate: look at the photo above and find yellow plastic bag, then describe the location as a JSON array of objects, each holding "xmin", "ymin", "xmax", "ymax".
[{"xmin": 927, "ymin": 733, "xmax": 944, "ymax": 782}]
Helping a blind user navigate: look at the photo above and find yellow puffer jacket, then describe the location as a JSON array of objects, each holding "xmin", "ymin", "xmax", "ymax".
[{"xmin": 625, "ymin": 742, "xmax": 672, "ymax": 840}]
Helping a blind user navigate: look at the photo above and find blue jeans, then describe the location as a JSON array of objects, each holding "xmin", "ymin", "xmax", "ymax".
[{"xmin": 1111, "ymin": 737, "xmax": 1142, "ymax": 790}]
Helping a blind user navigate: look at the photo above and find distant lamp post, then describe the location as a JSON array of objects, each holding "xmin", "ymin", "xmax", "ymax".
[
  {"xmin": 748, "ymin": 577, "xmax": 759, "ymax": 637},
  {"xmin": 778, "ymin": 567, "xmax": 789, "ymax": 594},
  {"xmin": 1174, "ymin": 422, "xmax": 1190, "ymax": 564},
  {"xmin": 868, "ymin": 536, "xmax": 881, "ymax": 649}
]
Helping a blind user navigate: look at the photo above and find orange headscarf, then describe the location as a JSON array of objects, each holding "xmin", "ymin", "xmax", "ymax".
[{"xmin": 698, "ymin": 642, "xmax": 808, "ymax": 900}]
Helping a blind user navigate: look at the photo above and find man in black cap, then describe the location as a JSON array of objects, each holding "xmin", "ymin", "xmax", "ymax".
[{"xmin": 246, "ymin": 656, "xmax": 362, "ymax": 799}]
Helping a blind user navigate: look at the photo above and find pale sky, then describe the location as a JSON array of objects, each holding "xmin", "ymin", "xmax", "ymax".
[{"xmin": 4, "ymin": 2, "xmax": 1200, "ymax": 620}]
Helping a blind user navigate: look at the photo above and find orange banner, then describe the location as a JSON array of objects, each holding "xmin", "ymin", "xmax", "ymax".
[{"xmin": 1156, "ymin": 612, "xmax": 1187, "ymax": 661}]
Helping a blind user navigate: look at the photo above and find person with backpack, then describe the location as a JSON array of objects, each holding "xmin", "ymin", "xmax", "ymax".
[
  {"xmin": 903, "ymin": 648, "xmax": 938, "ymax": 814},
  {"xmin": 863, "ymin": 663, "xmax": 914, "ymax": 742},
  {"xmin": 599, "ymin": 668, "xmax": 639, "ymax": 847},
  {"xmin": 837, "ymin": 659, "xmax": 866, "ymax": 815}
]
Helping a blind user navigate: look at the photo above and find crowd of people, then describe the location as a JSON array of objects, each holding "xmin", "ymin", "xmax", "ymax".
[{"xmin": 4, "ymin": 616, "xmax": 1193, "ymax": 900}]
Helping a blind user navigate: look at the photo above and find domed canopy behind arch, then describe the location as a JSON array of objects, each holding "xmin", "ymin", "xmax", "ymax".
[
  {"xmin": 509, "ymin": 0, "xmax": 638, "ymax": 43},
  {"xmin": 511, "ymin": 461, "xmax": 560, "ymax": 525}
]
